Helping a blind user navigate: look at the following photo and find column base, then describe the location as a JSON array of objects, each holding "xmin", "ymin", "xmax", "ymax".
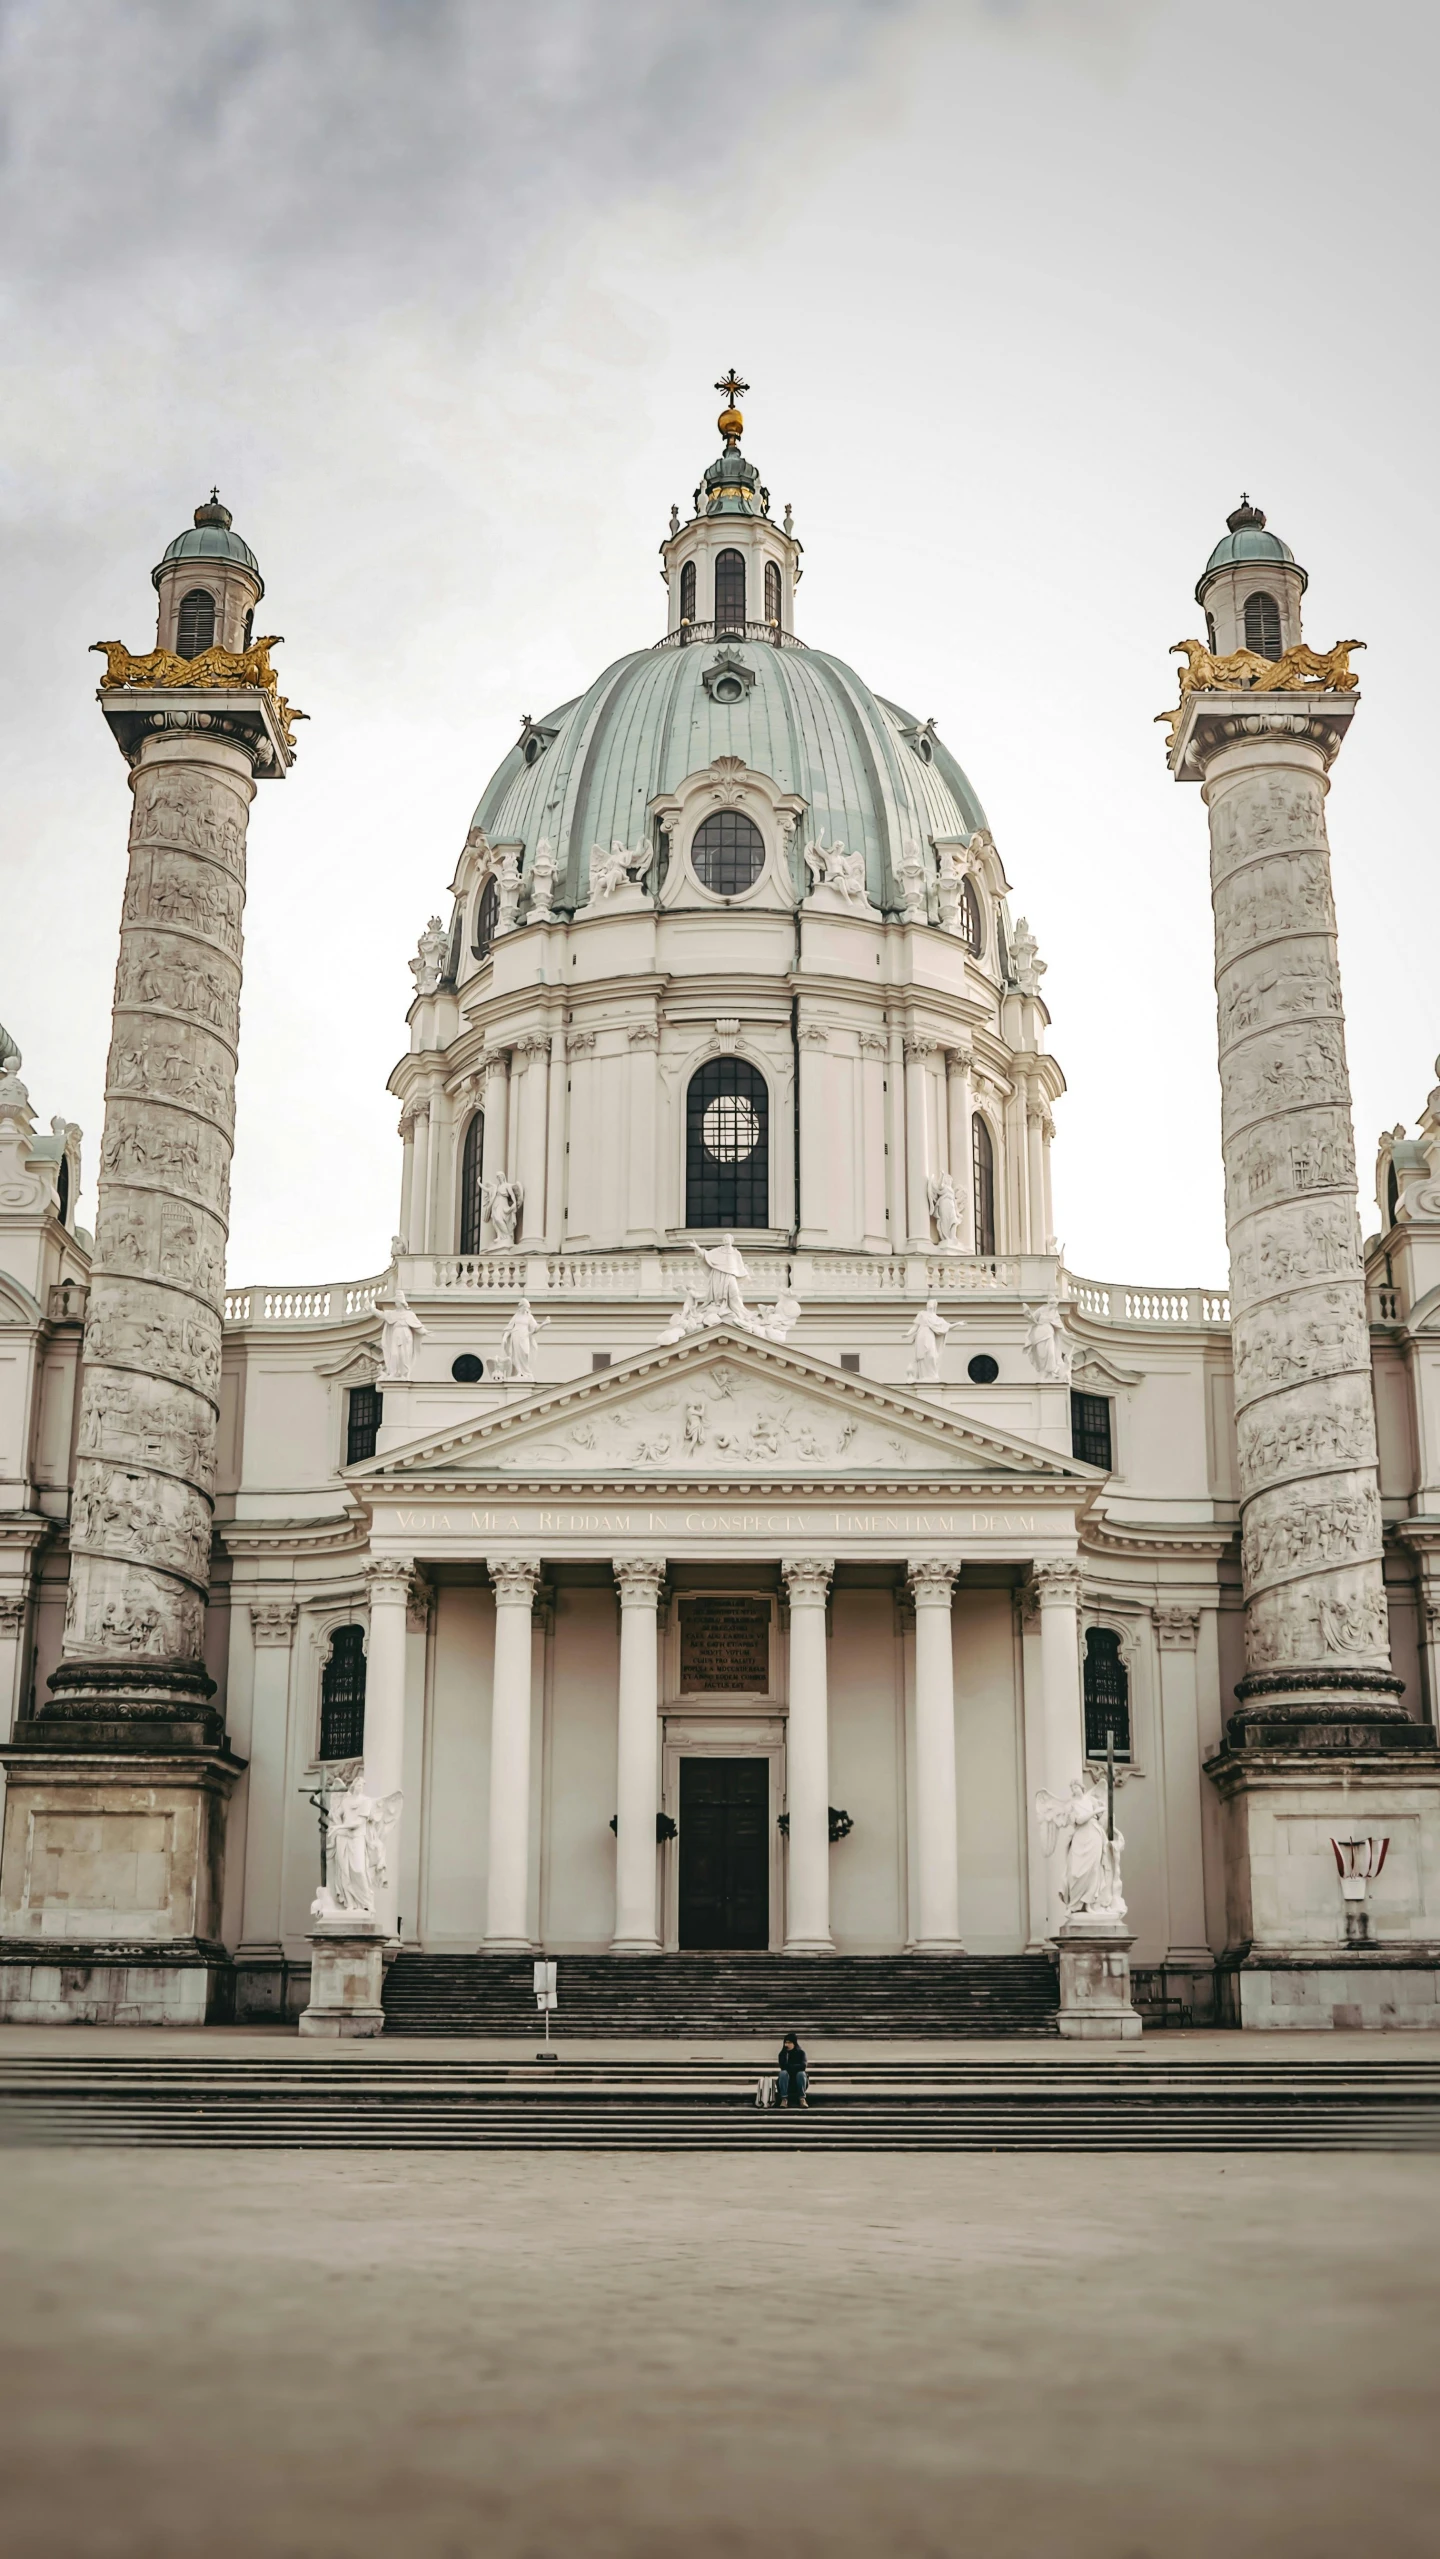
[
  {"xmin": 782, "ymin": 1935, "xmax": 837, "ymax": 1956},
  {"xmin": 609, "ymin": 1935, "xmax": 663, "ymax": 1955},
  {"xmin": 909, "ymin": 1936, "xmax": 965, "ymax": 1955},
  {"xmin": 482, "ymin": 1934, "xmax": 535, "ymax": 1954},
  {"xmin": 1055, "ymin": 1922, "xmax": 1142, "ymax": 2039},
  {"xmin": 299, "ymin": 1926, "xmax": 388, "ymax": 2037}
]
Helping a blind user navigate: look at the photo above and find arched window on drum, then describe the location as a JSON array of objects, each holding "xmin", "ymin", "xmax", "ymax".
[
  {"xmin": 473, "ymin": 875, "xmax": 500, "ymax": 962},
  {"xmin": 459, "ymin": 1111, "xmax": 485, "ymax": 1254},
  {"xmin": 764, "ymin": 559, "xmax": 782, "ymax": 626},
  {"xmin": 956, "ymin": 875, "xmax": 983, "ymax": 954},
  {"xmin": 679, "ymin": 559, "xmax": 697, "ymax": 624},
  {"xmin": 1243, "ymin": 590, "xmax": 1283, "ymax": 660},
  {"xmin": 971, "ymin": 1113, "xmax": 996, "ymax": 1257},
  {"xmin": 176, "ymin": 587, "xmax": 216, "ymax": 658},
  {"xmin": 320, "ymin": 1625, "xmax": 368, "ymax": 1762},
  {"xmin": 714, "ymin": 549, "xmax": 746, "ymax": 630},
  {"xmin": 686, "ymin": 1057, "xmax": 769, "ymax": 1229}
]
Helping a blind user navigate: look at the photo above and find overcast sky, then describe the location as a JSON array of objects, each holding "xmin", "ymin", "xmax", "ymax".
[{"xmin": 3, "ymin": 0, "xmax": 1436, "ymax": 1288}]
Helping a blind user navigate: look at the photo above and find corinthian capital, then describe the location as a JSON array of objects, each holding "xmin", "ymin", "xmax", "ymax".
[
  {"xmin": 249, "ymin": 1599, "xmax": 297, "ymax": 1647},
  {"xmin": 364, "ymin": 1556, "xmax": 415, "ymax": 1604},
  {"xmin": 614, "ymin": 1555, "xmax": 666, "ymax": 1607},
  {"xmin": 490, "ymin": 1558, "xmax": 542, "ymax": 1607},
  {"xmin": 907, "ymin": 1558, "xmax": 959, "ymax": 1606},
  {"xmin": 1030, "ymin": 1561, "xmax": 1082, "ymax": 1609},
  {"xmin": 1153, "ymin": 1605, "xmax": 1200, "ymax": 1649},
  {"xmin": 781, "ymin": 1556, "xmax": 834, "ymax": 1605}
]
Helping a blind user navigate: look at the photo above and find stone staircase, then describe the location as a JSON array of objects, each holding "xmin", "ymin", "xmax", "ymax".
[
  {"xmin": 3, "ymin": 2052, "xmax": 1439, "ymax": 2150},
  {"xmin": 380, "ymin": 1952, "xmax": 1061, "ymax": 2038}
]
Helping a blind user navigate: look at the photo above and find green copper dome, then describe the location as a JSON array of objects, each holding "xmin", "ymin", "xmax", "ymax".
[
  {"xmin": 471, "ymin": 637, "xmax": 989, "ymax": 916},
  {"xmin": 152, "ymin": 493, "xmax": 262, "ymax": 588},
  {"xmin": 1197, "ymin": 497, "xmax": 1304, "ymax": 598}
]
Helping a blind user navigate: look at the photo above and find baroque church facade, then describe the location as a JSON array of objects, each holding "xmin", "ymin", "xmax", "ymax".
[{"xmin": 3, "ymin": 387, "xmax": 1440, "ymax": 2034}]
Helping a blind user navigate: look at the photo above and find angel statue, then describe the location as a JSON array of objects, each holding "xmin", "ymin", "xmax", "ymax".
[
  {"xmin": 377, "ymin": 1281, "xmax": 428, "ymax": 1382},
  {"xmin": 802, "ymin": 838, "xmax": 869, "ymax": 907},
  {"xmin": 927, "ymin": 1171, "xmax": 961, "ymax": 1248},
  {"xmin": 1024, "ymin": 1290, "xmax": 1071, "ymax": 1384},
  {"xmin": 483, "ymin": 1171, "xmax": 522, "ymax": 1248},
  {"xmin": 1034, "ymin": 1775, "xmax": 1126, "ymax": 1925},
  {"xmin": 311, "ymin": 1770, "xmax": 402, "ymax": 1923},
  {"xmin": 588, "ymin": 839, "xmax": 654, "ymax": 903}
]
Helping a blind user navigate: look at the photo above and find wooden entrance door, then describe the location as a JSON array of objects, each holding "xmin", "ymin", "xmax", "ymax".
[{"xmin": 677, "ymin": 1758, "xmax": 770, "ymax": 1949}]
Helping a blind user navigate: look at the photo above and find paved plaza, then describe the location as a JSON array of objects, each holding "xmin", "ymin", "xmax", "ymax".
[{"xmin": 2, "ymin": 2144, "xmax": 1438, "ymax": 2557}]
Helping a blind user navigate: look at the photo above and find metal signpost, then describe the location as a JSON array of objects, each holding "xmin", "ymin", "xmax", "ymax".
[{"xmin": 534, "ymin": 1958, "xmax": 558, "ymax": 2060}]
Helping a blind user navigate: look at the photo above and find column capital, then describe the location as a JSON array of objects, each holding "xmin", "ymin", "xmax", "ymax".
[
  {"xmin": 0, "ymin": 1593, "xmax": 26, "ymax": 1637},
  {"xmin": 364, "ymin": 1556, "xmax": 415, "ymax": 1604},
  {"xmin": 907, "ymin": 1558, "xmax": 959, "ymax": 1606},
  {"xmin": 614, "ymin": 1555, "xmax": 666, "ymax": 1607},
  {"xmin": 781, "ymin": 1555, "xmax": 834, "ymax": 1605},
  {"xmin": 1153, "ymin": 1604, "xmax": 1201, "ymax": 1650},
  {"xmin": 1030, "ymin": 1560, "xmax": 1082, "ymax": 1609},
  {"xmin": 249, "ymin": 1599, "xmax": 297, "ymax": 1648},
  {"xmin": 490, "ymin": 1558, "xmax": 542, "ymax": 1608}
]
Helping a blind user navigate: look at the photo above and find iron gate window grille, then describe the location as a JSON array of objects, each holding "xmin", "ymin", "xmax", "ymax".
[
  {"xmin": 1070, "ymin": 1390, "xmax": 1113, "ymax": 1471},
  {"xmin": 691, "ymin": 809, "xmax": 764, "ymax": 896},
  {"xmin": 1082, "ymin": 1627, "xmax": 1131, "ymax": 1760},
  {"xmin": 459, "ymin": 1112, "xmax": 484, "ymax": 1253},
  {"xmin": 686, "ymin": 1056, "xmax": 769, "ymax": 1228},
  {"xmin": 346, "ymin": 1384, "xmax": 383, "ymax": 1465},
  {"xmin": 320, "ymin": 1624, "xmax": 368, "ymax": 1761}
]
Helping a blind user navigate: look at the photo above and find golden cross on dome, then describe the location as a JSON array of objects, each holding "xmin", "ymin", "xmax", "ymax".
[{"xmin": 715, "ymin": 369, "xmax": 750, "ymax": 406}]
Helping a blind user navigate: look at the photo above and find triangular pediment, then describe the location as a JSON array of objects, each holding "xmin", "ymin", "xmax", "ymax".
[{"xmin": 351, "ymin": 1327, "xmax": 1098, "ymax": 1497}]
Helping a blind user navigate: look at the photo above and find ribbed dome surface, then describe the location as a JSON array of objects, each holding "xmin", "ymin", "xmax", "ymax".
[
  {"xmin": 1202, "ymin": 523, "xmax": 1296, "ymax": 573},
  {"xmin": 153, "ymin": 522, "xmax": 261, "ymax": 576},
  {"xmin": 472, "ymin": 639, "xmax": 989, "ymax": 913}
]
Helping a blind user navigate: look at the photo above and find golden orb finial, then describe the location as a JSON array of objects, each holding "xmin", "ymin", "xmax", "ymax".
[{"xmin": 715, "ymin": 368, "xmax": 749, "ymax": 447}]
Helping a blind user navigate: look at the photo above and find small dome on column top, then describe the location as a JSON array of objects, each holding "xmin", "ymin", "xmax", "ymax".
[
  {"xmin": 1196, "ymin": 495, "xmax": 1305, "ymax": 601},
  {"xmin": 152, "ymin": 490, "xmax": 262, "ymax": 589}
]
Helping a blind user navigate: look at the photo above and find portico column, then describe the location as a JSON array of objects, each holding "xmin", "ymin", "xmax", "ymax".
[
  {"xmin": 907, "ymin": 1561, "xmax": 963, "ymax": 1950},
  {"xmin": 362, "ymin": 1558, "xmax": 413, "ymax": 1937},
  {"xmin": 237, "ymin": 1599, "xmax": 296, "ymax": 1953},
  {"xmin": 1032, "ymin": 1561, "xmax": 1085, "ymax": 1934},
  {"xmin": 612, "ymin": 1557, "xmax": 665, "ymax": 1952},
  {"xmin": 0, "ymin": 1594, "xmax": 26, "ymax": 1746},
  {"xmin": 485, "ymin": 1558, "xmax": 540, "ymax": 1950},
  {"xmin": 781, "ymin": 1558, "xmax": 835, "ymax": 1953}
]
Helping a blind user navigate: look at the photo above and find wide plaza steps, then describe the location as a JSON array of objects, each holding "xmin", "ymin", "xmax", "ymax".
[
  {"xmin": 381, "ymin": 1952, "xmax": 1061, "ymax": 2039},
  {"xmin": 3, "ymin": 2052, "xmax": 1439, "ymax": 2151}
]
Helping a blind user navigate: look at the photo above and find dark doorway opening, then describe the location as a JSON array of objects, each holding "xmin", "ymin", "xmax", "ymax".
[{"xmin": 677, "ymin": 1758, "xmax": 769, "ymax": 1949}]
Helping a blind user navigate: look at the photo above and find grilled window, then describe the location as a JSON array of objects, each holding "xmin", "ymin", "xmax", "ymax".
[
  {"xmin": 320, "ymin": 1624, "xmax": 368, "ymax": 1761},
  {"xmin": 473, "ymin": 875, "xmax": 499, "ymax": 961},
  {"xmin": 176, "ymin": 587, "xmax": 216, "ymax": 658},
  {"xmin": 1083, "ymin": 1627, "xmax": 1131, "ymax": 1761},
  {"xmin": 346, "ymin": 1383, "xmax": 383, "ymax": 1465},
  {"xmin": 715, "ymin": 548, "xmax": 746, "ymax": 628},
  {"xmin": 459, "ymin": 1112, "xmax": 484, "ymax": 1253},
  {"xmin": 957, "ymin": 874, "xmax": 982, "ymax": 953},
  {"xmin": 764, "ymin": 559, "xmax": 782, "ymax": 625},
  {"xmin": 1244, "ymin": 590, "xmax": 1283, "ymax": 660},
  {"xmin": 691, "ymin": 809, "xmax": 764, "ymax": 895},
  {"xmin": 971, "ymin": 1114, "xmax": 995, "ymax": 1256},
  {"xmin": 1070, "ymin": 1389, "xmax": 1113, "ymax": 1471},
  {"xmin": 686, "ymin": 1056, "xmax": 768, "ymax": 1228},
  {"xmin": 680, "ymin": 559, "xmax": 697, "ymax": 622}
]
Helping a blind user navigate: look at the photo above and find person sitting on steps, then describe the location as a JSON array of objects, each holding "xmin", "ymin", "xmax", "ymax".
[{"xmin": 776, "ymin": 2035, "xmax": 808, "ymax": 2109}]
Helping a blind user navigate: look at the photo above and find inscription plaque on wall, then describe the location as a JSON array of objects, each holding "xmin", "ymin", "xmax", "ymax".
[{"xmin": 679, "ymin": 1596, "xmax": 771, "ymax": 1693}]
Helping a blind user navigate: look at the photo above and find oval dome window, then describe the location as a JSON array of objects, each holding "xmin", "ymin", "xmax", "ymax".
[{"xmin": 692, "ymin": 810, "xmax": 764, "ymax": 895}]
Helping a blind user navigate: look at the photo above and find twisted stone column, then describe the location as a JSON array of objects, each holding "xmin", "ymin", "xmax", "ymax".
[
  {"xmin": 51, "ymin": 723, "xmax": 268, "ymax": 1724},
  {"xmin": 1191, "ymin": 709, "xmax": 1400, "ymax": 1726}
]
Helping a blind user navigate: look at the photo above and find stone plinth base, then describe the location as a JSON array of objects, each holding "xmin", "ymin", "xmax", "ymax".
[
  {"xmin": 1055, "ymin": 1923, "xmax": 1142, "ymax": 2039},
  {"xmin": 0, "ymin": 1944, "xmax": 233, "ymax": 2025},
  {"xmin": 0, "ymin": 1727, "xmax": 244, "ymax": 2024},
  {"xmin": 1218, "ymin": 1949, "xmax": 1440, "ymax": 2031},
  {"xmin": 299, "ymin": 1927, "xmax": 388, "ymax": 2037},
  {"xmin": 1053, "ymin": 1924, "xmax": 1145, "ymax": 2036}
]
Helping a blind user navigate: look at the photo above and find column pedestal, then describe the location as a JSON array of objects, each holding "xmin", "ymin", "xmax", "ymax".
[{"xmin": 299, "ymin": 1921, "xmax": 387, "ymax": 2037}]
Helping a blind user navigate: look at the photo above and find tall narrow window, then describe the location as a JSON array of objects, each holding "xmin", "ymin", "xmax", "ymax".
[
  {"xmin": 971, "ymin": 1114, "xmax": 995, "ymax": 1256},
  {"xmin": 346, "ymin": 1383, "xmax": 383, "ymax": 1464},
  {"xmin": 691, "ymin": 809, "xmax": 764, "ymax": 895},
  {"xmin": 1243, "ymin": 590, "xmax": 1283, "ymax": 660},
  {"xmin": 473, "ymin": 875, "xmax": 500, "ymax": 961},
  {"xmin": 320, "ymin": 1624, "xmax": 368, "ymax": 1761},
  {"xmin": 714, "ymin": 548, "xmax": 746, "ymax": 629},
  {"xmin": 1070, "ymin": 1390, "xmax": 1113, "ymax": 1471},
  {"xmin": 957, "ymin": 875, "xmax": 983, "ymax": 953},
  {"xmin": 460, "ymin": 1112, "xmax": 485, "ymax": 1253},
  {"xmin": 1083, "ymin": 1627, "xmax": 1131, "ymax": 1761},
  {"xmin": 764, "ymin": 559, "xmax": 782, "ymax": 626},
  {"xmin": 176, "ymin": 587, "xmax": 216, "ymax": 658},
  {"xmin": 679, "ymin": 559, "xmax": 697, "ymax": 623},
  {"xmin": 686, "ymin": 1057, "xmax": 769, "ymax": 1229},
  {"xmin": 1387, "ymin": 1159, "xmax": 1401, "ymax": 1228},
  {"xmin": 55, "ymin": 1157, "xmax": 69, "ymax": 1226}
]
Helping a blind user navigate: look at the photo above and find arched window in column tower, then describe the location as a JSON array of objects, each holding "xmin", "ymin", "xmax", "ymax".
[
  {"xmin": 176, "ymin": 587, "xmax": 216, "ymax": 658},
  {"xmin": 714, "ymin": 549, "xmax": 746, "ymax": 630},
  {"xmin": 459, "ymin": 1111, "xmax": 485, "ymax": 1253},
  {"xmin": 971, "ymin": 1113, "xmax": 996, "ymax": 1257},
  {"xmin": 686, "ymin": 1057, "xmax": 769, "ymax": 1229},
  {"xmin": 1243, "ymin": 591, "xmax": 1283, "ymax": 660},
  {"xmin": 764, "ymin": 559, "xmax": 782, "ymax": 626}
]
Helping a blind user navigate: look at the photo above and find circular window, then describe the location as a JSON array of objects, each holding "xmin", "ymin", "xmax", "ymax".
[
  {"xmin": 452, "ymin": 1353, "xmax": 484, "ymax": 1382},
  {"xmin": 712, "ymin": 674, "xmax": 744, "ymax": 705},
  {"xmin": 702, "ymin": 1094, "xmax": 761, "ymax": 1162},
  {"xmin": 917, "ymin": 735, "xmax": 933, "ymax": 764},
  {"xmin": 691, "ymin": 810, "xmax": 764, "ymax": 896},
  {"xmin": 967, "ymin": 1354, "xmax": 999, "ymax": 1384}
]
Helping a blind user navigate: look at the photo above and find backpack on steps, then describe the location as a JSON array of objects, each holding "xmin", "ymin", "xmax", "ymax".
[{"xmin": 754, "ymin": 2073, "xmax": 778, "ymax": 2109}]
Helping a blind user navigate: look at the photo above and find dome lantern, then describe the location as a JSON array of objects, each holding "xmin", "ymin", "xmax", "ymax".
[
  {"xmin": 150, "ymin": 489, "xmax": 265, "ymax": 658},
  {"xmin": 659, "ymin": 372, "xmax": 802, "ymax": 641},
  {"xmin": 1195, "ymin": 495, "xmax": 1307, "ymax": 660}
]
